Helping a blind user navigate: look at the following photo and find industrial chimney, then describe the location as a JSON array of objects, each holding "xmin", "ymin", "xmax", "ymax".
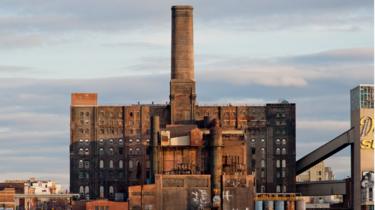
[
  {"xmin": 169, "ymin": 5, "xmax": 197, "ymax": 124},
  {"xmin": 171, "ymin": 5, "xmax": 194, "ymax": 81}
]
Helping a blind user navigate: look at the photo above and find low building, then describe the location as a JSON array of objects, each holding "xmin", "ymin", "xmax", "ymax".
[
  {"xmin": 297, "ymin": 161, "xmax": 342, "ymax": 206},
  {"xmin": 0, "ymin": 178, "xmax": 71, "ymax": 210},
  {"xmin": 0, "ymin": 188, "xmax": 16, "ymax": 210}
]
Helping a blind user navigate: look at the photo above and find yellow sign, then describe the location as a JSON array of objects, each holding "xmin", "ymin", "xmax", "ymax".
[{"xmin": 360, "ymin": 116, "xmax": 374, "ymax": 149}]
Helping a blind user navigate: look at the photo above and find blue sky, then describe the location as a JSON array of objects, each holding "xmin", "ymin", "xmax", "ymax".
[{"xmin": 0, "ymin": 0, "xmax": 373, "ymax": 189}]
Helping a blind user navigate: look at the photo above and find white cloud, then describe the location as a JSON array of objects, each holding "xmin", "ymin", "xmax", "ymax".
[{"xmin": 196, "ymin": 48, "xmax": 373, "ymax": 87}]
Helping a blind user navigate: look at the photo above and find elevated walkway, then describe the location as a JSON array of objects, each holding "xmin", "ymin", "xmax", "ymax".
[
  {"xmin": 296, "ymin": 180, "xmax": 347, "ymax": 196},
  {"xmin": 296, "ymin": 128, "xmax": 354, "ymax": 175}
]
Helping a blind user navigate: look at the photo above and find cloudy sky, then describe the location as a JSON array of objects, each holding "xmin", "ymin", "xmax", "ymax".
[{"xmin": 0, "ymin": 0, "xmax": 373, "ymax": 189}]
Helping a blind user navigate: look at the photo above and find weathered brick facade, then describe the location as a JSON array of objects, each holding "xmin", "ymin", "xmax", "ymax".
[{"xmin": 70, "ymin": 5, "xmax": 296, "ymax": 204}]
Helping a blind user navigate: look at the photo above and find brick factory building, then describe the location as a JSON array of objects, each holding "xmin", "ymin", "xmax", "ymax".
[{"xmin": 69, "ymin": 5, "xmax": 296, "ymax": 207}]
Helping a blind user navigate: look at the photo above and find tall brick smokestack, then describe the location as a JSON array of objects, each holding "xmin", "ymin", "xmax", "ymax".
[{"xmin": 171, "ymin": 5, "xmax": 194, "ymax": 81}]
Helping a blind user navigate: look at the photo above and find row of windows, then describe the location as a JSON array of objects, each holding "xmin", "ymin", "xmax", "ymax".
[
  {"xmin": 98, "ymin": 139, "xmax": 124, "ymax": 144},
  {"xmin": 80, "ymin": 112, "xmax": 90, "ymax": 118},
  {"xmin": 99, "ymin": 160, "xmax": 123, "ymax": 169},
  {"xmin": 250, "ymin": 138, "xmax": 265, "ymax": 143},
  {"xmin": 99, "ymin": 111, "xmax": 122, "ymax": 118},
  {"xmin": 79, "ymin": 159, "xmax": 148, "ymax": 170},
  {"xmin": 258, "ymin": 169, "xmax": 286, "ymax": 178},
  {"xmin": 275, "ymin": 138, "xmax": 287, "ymax": 145},
  {"xmin": 276, "ymin": 160, "xmax": 287, "ymax": 168},
  {"xmin": 259, "ymin": 185, "xmax": 287, "ymax": 193},
  {"xmin": 275, "ymin": 129, "xmax": 287, "ymax": 135},
  {"xmin": 275, "ymin": 148, "xmax": 287, "ymax": 155},
  {"xmin": 276, "ymin": 185, "xmax": 287, "ymax": 193},
  {"xmin": 99, "ymin": 160, "xmax": 124, "ymax": 169},
  {"xmin": 79, "ymin": 186, "xmax": 115, "ymax": 195},
  {"xmin": 79, "ymin": 172, "xmax": 89, "ymax": 179},
  {"xmin": 79, "ymin": 148, "xmax": 90, "ymax": 155},
  {"xmin": 99, "ymin": 128, "xmax": 123, "ymax": 135},
  {"xmin": 78, "ymin": 147, "xmax": 145, "ymax": 156},
  {"xmin": 82, "ymin": 111, "xmax": 139, "ymax": 119},
  {"xmin": 250, "ymin": 138, "xmax": 288, "ymax": 144},
  {"xmin": 275, "ymin": 113, "xmax": 287, "ymax": 118},
  {"xmin": 78, "ymin": 160, "xmax": 90, "ymax": 169},
  {"xmin": 78, "ymin": 138, "xmax": 148, "ymax": 144},
  {"xmin": 98, "ymin": 119, "xmax": 122, "ymax": 126},
  {"xmin": 259, "ymin": 159, "xmax": 287, "ymax": 168},
  {"xmin": 99, "ymin": 147, "xmax": 123, "ymax": 155}
]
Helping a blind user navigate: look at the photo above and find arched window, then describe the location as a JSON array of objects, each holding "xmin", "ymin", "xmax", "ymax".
[
  {"xmin": 276, "ymin": 139, "xmax": 280, "ymax": 144},
  {"xmin": 84, "ymin": 161, "xmax": 90, "ymax": 169},
  {"xmin": 99, "ymin": 160, "xmax": 104, "ymax": 169},
  {"xmin": 282, "ymin": 148, "xmax": 287, "ymax": 155},
  {"xmin": 85, "ymin": 148, "xmax": 89, "ymax": 155},
  {"xmin": 282, "ymin": 160, "xmax": 286, "ymax": 168},
  {"xmin": 119, "ymin": 160, "xmax": 123, "ymax": 169},
  {"xmin": 109, "ymin": 186, "xmax": 114, "ymax": 195},
  {"xmin": 85, "ymin": 186, "xmax": 89, "ymax": 194},
  {"xmin": 282, "ymin": 139, "xmax": 287, "ymax": 145},
  {"xmin": 79, "ymin": 148, "xmax": 84, "ymax": 155},
  {"xmin": 79, "ymin": 160, "xmax": 83, "ymax": 168},
  {"xmin": 109, "ymin": 148, "xmax": 114, "ymax": 155},
  {"xmin": 99, "ymin": 148, "xmax": 104, "ymax": 155},
  {"xmin": 276, "ymin": 148, "xmax": 281, "ymax": 155},
  {"xmin": 79, "ymin": 186, "xmax": 84, "ymax": 194},
  {"xmin": 282, "ymin": 185, "xmax": 287, "ymax": 193}
]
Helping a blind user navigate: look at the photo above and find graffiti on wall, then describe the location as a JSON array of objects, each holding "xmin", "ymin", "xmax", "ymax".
[
  {"xmin": 189, "ymin": 189, "xmax": 210, "ymax": 209},
  {"xmin": 361, "ymin": 171, "xmax": 374, "ymax": 204}
]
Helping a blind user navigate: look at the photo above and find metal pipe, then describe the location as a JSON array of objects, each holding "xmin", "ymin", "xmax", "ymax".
[
  {"xmin": 209, "ymin": 119, "xmax": 223, "ymax": 209},
  {"xmin": 151, "ymin": 115, "xmax": 160, "ymax": 181}
]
